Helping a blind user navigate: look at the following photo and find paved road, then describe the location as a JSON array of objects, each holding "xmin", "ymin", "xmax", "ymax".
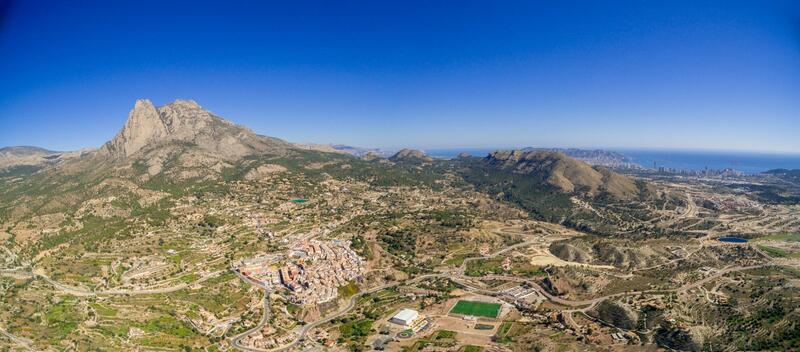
[
  {"xmin": 228, "ymin": 217, "xmax": 774, "ymax": 352},
  {"xmin": 230, "ymin": 284, "xmax": 272, "ymax": 352},
  {"xmin": 231, "ymin": 274, "xmax": 444, "ymax": 352}
]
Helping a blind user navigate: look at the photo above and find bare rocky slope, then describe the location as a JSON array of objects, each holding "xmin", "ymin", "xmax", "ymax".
[
  {"xmin": 88, "ymin": 99, "xmax": 296, "ymax": 181},
  {"xmin": 549, "ymin": 241, "xmax": 666, "ymax": 269},
  {"xmin": 101, "ymin": 99, "xmax": 292, "ymax": 160}
]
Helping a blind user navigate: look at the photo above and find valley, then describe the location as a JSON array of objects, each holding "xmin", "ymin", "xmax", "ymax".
[{"xmin": 0, "ymin": 100, "xmax": 798, "ymax": 351}]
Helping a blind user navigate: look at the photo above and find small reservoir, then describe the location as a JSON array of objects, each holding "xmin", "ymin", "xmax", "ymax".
[{"xmin": 717, "ymin": 236, "xmax": 748, "ymax": 243}]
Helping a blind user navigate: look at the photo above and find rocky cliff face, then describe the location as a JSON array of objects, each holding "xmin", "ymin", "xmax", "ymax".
[
  {"xmin": 103, "ymin": 99, "xmax": 166, "ymax": 157},
  {"xmin": 101, "ymin": 99, "xmax": 290, "ymax": 160}
]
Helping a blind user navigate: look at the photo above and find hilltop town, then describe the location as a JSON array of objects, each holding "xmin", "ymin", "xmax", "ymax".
[{"xmin": 237, "ymin": 239, "xmax": 364, "ymax": 305}]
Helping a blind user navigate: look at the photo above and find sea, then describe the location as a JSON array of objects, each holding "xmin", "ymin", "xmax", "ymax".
[
  {"xmin": 621, "ymin": 150, "xmax": 800, "ymax": 174},
  {"xmin": 424, "ymin": 148, "xmax": 800, "ymax": 174}
]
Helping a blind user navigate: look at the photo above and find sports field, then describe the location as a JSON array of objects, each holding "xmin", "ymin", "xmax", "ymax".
[{"xmin": 449, "ymin": 300, "xmax": 501, "ymax": 318}]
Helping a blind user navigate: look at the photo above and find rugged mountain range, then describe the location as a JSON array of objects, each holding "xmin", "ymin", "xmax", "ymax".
[
  {"xmin": 0, "ymin": 146, "xmax": 86, "ymax": 172},
  {"xmin": 1, "ymin": 99, "xmax": 655, "ymax": 233},
  {"xmin": 0, "ymin": 99, "xmax": 792, "ymax": 352},
  {"xmin": 331, "ymin": 144, "xmax": 393, "ymax": 158},
  {"xmin": 0, "ymin": 146, "xmax": 57, "ymax": 169}
]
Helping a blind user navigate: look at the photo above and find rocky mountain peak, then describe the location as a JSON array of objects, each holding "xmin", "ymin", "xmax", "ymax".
[
  {"xmin": 169, "ymin": 99, "xmax": 201, "ymax": 109},
  {"xmin": 103, "ymin": 99, "xmax": 166, "ymax": 157},
  {"xmin": 100, "ymin": 98, "xmax": 292, "ymax": 160},
  {"xmin": 102, "ymin": 98, "xmax": 221, "ymax": 158}
]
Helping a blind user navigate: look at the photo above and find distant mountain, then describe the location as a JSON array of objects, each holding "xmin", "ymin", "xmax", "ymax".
[
  {"xmin": 0, "ymin": 146, "xmax": 86, "ymax": 172},
  {"xmin": 0, "ymin": 146, "xmax": 57, "ymax": 156},
  {"xmin": 331, "ymin": 144, "xmax": 393, "ymax": 158},
  {"xmin": 389, "ymin": 148, "xmax": 434, "ymax": 163},
  {"xmin": 522, "ymin": 147, "xmax": 640, "ymax": 169},
  {"xmin": 292, "ymin": 144, "xmax": 394, "ymax": 158},
  {"xmin": 361, "ymin": 151, "xmax": 384, "ymax": 161},
  {"xmin": 485, "ymin": 150, "xmax": 640, "ymax": 199},
  {"xmin": 764, "ymin": 168, "xmax": 800, "ymax": 176},
  {"xmin": 292, "ymin": 143, "xmax": 351, "ymax": 154}
]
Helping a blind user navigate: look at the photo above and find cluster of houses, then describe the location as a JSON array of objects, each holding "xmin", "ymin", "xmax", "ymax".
[{"xmin": 237, "ymin": 240, "xmax": 364, "ymax": 305}]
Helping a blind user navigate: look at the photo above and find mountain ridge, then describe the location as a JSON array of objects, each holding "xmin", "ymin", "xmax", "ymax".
[
  {"xmin": 0, "ymin": 146, "xmax": 87, "ymax": 171},
  {"xmin": 484, "ymin": 149, "xmax": 640, "ymax": 199},
  {"xmin": 389, "ymin": 148, "xmax": 434, "ymax": 162}
]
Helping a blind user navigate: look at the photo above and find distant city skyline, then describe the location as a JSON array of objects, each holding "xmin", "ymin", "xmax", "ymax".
[{"xmin": 1, "ymin": 1, "xmax": 800, "ymax": 153}]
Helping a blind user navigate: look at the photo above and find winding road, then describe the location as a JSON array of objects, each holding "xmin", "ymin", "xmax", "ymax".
[
  {"xmin": 226, "ymin": 222, "xmax": 776, "ymax": 352},
  {"xmin": 0, "ymin": 327, "xmax": 35, "ymax": 351},
  {"xmin": 230, "ymin": 273, "xmax": 444, "ymax": 352}
]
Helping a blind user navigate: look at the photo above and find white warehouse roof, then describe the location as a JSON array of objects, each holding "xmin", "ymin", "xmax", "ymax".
[{"xmin": 391, "ymin": 308, "xmax": 419, "ymax": 324}]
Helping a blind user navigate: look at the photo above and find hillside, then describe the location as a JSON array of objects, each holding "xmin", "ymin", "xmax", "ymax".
[
  {"xmin": 452, "ymin": 150, "xmax": 668, "ymax": 234},
  {"xmin": 0, "ymin": 99, "xmax": 793, "ymax": 352},
  {"xmin": 389, "ymin": 148, "xmax": 434, "ymax": 163},
  {"xmin": 764, "ymin": 168, "xmax": 800, "ymax": 185},
  {"xmin": 523, "ymin": 147, "xmax": 640, "ymax": 169},
  {"xmin": 484, "ymin": 150, "xmax": 640, "ymax": 199},
  {"xmin": 0, "ymin": 99, "xmax": 451, "ymax": 225}
]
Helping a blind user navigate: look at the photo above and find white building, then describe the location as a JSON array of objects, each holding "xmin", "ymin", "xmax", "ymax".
[{"xmin": 390, "ymin": 309, "xmax": 419, "ymax": 327}]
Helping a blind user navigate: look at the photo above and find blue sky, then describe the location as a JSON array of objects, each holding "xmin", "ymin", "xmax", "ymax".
[{"xmin": 1, "ymin": 0, "xmax": 799, "ymax": 153}]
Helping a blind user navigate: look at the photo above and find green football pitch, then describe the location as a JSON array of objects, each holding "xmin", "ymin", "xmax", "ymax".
[{"xmin": 449, "ymin": 300, "xmax": 501, "ymax": 318}]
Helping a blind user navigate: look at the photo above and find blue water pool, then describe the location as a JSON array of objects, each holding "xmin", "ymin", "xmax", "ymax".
[{"xmin": 717, "ymin": 236, "xmax": 748, "ymax": 243}]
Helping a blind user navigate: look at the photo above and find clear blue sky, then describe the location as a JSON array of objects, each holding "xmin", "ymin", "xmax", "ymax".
[{"xmin": 1, "ymin": 0, "xmax": 799, "ymax": 153}]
